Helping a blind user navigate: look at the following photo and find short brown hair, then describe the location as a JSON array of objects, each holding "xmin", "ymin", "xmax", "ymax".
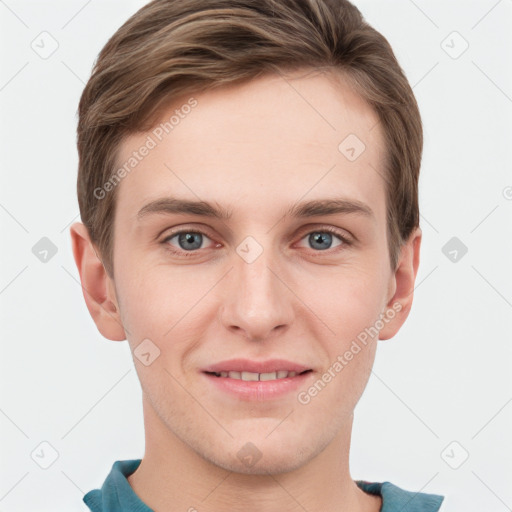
[{"xmin": 77, "ymin": 0, "xmax": 422, "ymax": 277}]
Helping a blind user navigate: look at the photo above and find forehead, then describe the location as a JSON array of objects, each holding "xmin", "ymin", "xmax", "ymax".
[{"xmin": 113, "ymin": 69, "xmax": 386, "ymax": 225}]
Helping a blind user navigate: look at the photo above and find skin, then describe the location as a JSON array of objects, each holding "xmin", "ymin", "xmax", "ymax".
[{"xmin": 71, "ymin": 68, "xmax": 421, "ymax": 512}]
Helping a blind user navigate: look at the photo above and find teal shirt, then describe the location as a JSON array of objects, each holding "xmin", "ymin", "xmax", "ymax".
[{"xmin": 83, "ymin": 459, "xmax": 445, "ymax": 512}]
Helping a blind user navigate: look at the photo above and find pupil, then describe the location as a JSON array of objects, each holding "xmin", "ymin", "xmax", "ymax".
[
  {"xmin": 310, "ymin": 232, "xmax": 331, "ymax": 250},
  {"xmin": 179, "ymin": 232, "xmax": 202, "ymax": 250}
]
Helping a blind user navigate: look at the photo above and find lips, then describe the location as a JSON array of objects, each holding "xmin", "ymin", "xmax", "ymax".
[
  {"xmin": 202, "ymin": 362, "xmax": 315, "ymax": 401},
  {"xmin": 202, "ymin": 358, "xmax": 312, "ymax": 374}
]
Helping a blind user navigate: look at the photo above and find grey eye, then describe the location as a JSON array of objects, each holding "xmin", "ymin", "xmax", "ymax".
[
  {"xmin": 305, "ymin": 231, "xmax": 343, "ymax": 251},
  {"xmin": 176, "ymin": 232, "xmax": 204, "ymax": 250}
]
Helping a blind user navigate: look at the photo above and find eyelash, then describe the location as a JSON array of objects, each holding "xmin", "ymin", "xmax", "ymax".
[{"xmin": 160, "ymin": 226, "xmax": 353, "ymax": 258}]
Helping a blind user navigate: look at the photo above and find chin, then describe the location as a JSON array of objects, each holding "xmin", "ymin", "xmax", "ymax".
[
  {"xmin": 222, "ymin": 452, "xmax": 311, "ymax": 476},
  {"xmin": 204, "ymin": 436, "xmax": 318, "ymax": 476}
]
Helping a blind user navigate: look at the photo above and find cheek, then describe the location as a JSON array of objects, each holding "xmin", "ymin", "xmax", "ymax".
[
  {"xmin": 305, "ymin": 267, "xmax": 385, "ymax": 402},
  {"xmin": 314, "ymin": 265, "xmax": 388, "ymax": 338},
  {"xmin": 115, "ymin": 261, "xmax": 216, "ymax": 343},
  {"xmin": 308, "ymin": 328, "xmax": 378, "ymax": 421}
]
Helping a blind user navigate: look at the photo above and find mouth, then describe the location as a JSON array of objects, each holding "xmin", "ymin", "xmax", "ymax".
[
  {"xmin": 200, "ymin": 359, "xmax": 315, "ymax": 401},
  {"xmin": 204, "ymin": 369, "xmax": 313, "ymax": 381}
]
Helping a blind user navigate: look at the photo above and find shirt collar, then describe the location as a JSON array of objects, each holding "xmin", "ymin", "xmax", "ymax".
[
  {"xmin": 84, "ymin": 459, "xmax": 151, "ymax": 512},
  {"xmin": 356, "ymin": 480, "xmax": 444, "ymax": 512}
]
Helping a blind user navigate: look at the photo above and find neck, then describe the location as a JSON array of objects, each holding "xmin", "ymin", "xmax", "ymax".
[{"xmin": 127, "ymin": 395, "xmax": 381, "ymax": 512}]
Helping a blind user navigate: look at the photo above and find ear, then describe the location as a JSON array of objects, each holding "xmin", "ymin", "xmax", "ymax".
[
  {"xmin": 69, "ymin": 222, "xmax": 126, "ymax": 341},
  {"xmin": 378, "ymin": 227, "xmax": 422, "ymax": 341}
]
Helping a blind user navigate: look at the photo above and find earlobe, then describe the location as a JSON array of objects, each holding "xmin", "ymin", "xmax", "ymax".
[
  {"xmin": 69, "ymin": 222, "xmax": 126, "ymax": 342},
  {"xmin": 379, "ymin": 227, "xmax": 422, "ymax": 341}
]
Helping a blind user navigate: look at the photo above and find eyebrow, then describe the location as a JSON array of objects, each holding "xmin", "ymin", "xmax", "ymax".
[{"xmin": 136, "ymin": 197, "xmax": 374, "ymax": 221}]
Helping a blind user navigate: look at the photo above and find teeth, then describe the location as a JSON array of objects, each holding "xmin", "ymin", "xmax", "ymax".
[
  {"xmin": 214, "ymin": 370, "xmax": 300, "ymax": 381},
  {"xmin": 241, "ymin": 371, "xmax": 259, "ymax": 381}
]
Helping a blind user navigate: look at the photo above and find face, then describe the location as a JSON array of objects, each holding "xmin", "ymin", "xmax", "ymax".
[{"xmin": 101, "ymin": 69, "xmax": 405, "ymax": 474}]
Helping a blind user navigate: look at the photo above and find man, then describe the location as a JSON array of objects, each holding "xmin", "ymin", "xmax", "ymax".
[{"xmin": 70, "ymin": 1, "xmax": 444, "ymax": 510}]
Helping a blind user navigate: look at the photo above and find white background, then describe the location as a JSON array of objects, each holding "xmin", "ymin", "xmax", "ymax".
[{"xmin": 1, "ymin": 0, "xmax": 511, "ymax": 510}]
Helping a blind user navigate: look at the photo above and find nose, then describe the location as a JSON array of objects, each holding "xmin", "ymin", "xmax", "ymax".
[{"xmin": 219, "ymin": 243, "xmax": 294, "ymax": 342}]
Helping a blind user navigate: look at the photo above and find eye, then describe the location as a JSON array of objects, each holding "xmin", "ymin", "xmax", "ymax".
[
  {"xmin": 162, "ymin": 229, "xmax": 215, "ymax": 257},
  {"xmin": 296, "ymin": 227, "xmax": 352, "ymax": 253}
]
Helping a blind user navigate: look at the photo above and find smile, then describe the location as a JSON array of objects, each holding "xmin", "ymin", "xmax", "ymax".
[{"xmin": 206, "ymin": 369, "xmax": 313, "ymax": 381}]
